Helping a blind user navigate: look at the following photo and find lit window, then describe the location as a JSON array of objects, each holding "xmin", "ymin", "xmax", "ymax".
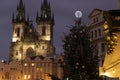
[
  {"xmin": 37, "ymin": 68, "xmax": 39, "ymax": 71},
  {"xmin": 31, "ymin": 63, "xmax": 34, "ymax": 66},
  {"xmin": 28, "ymin": 75, "xmax": 31, "ymax": 79},
  {"xmin": 24, "ymin": 63, "xmax": 27, "ymax": 66},
  {"xmin": 24, "ymin": 75, "xmax": 27, "ymax": 79}
]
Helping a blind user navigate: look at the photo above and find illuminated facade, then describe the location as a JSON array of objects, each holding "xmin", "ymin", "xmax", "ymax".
[
  {"xmin": 99, "ymin": 10, "xmax": 120, "ymax": 80},
  {"xmin": 0, "ymin": 55, "xmax": 63, "ymax": 80},
  {"xmin": 22, "ymin": 55, "xmax": 63, "ymax": 80},
  {"xmin": 0, "ymin": 0, "xmax": 63, "ymax": 80},
  {"xmin": 0, "ymin": 61, "xmax": 22, "ymax": 80},
  {"xmin": 88, "ymin": 9, "xmax": 120, "ymax": 80},
  {"xmin": 10, "ymin": 0, "xmax": 55, "ymax": 61}
]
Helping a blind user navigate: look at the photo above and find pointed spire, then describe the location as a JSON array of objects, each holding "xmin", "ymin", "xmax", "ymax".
[
  {"xmin": 27, "ymin": 14, "xmax": 29, "ymax": 22},
  {"xmin": 36, "ymin": 11, "xmax": 39, "ymax": 18},
  {"xmin": 19, "ymin": 0, "xmax": 24, "ymax": 8},
  {"xmin": 48, "ymin": 2, "xmax": 50, "ymax": 8},
  {"xmin": 12, "ymin": 12, "xmax": 15, "ymax": 22},
  {"xmin": 43, "ymin": 0, "xmax": 48, "ymax": 5},
  {"xmin": 36, "ymin": 11, "xmax": 39, "ymax": 22}
]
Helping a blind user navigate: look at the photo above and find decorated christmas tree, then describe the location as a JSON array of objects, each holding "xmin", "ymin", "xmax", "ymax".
[{"xmin": 62, "ymin": 17, "xmax": 100, "ymax": 80}]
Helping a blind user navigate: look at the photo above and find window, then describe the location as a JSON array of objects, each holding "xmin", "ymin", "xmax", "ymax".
[
  {"xmin": 91, "ymin": 31, "xmax": 93, "ymax": 38},
  {"xmin": 16, "ymin": 28, "xmax": 20, "ymax": 37},
  {"xmin": 96, "ymin": 17, "xmax": 99, "ymax": 22},
  {"xmin": 98, "ymin": 29, "xmax": 101, "ymax": 37},
  {"xmin": 16, "ymin": 52, "xmax": 18, "ymax": 55},
  {"xmin": 42, "ymin": 26, "xmax": 46, "ymax": 35},
  {"xmin": 101, "ymin": 43, "xmax": 105, "ymax": 52},
  {"xmin": 93, "ymin": 17, "xmax": 99, "ymax": 23},
  {"xmin": 42, "ymin": 46, "xmax": 45, "ymax": 50},
  {"xmin": 95, "ymin": 30, "xmax": 97, "ymax": 38},
  {"xmin": 93, "ymin": 18, "xmax": 96, "ymax": 23}
]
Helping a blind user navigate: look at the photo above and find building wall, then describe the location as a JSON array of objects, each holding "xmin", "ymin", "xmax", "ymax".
[
  {"xmin": 0, "ymin": 55, "xmax": 63, "ymax": 80},
  {"xmin": 88, "ymin": 9, "xmax": 106, "ymax": 66},
  {"xmin": 0, "ymin": 61, "xmax": 22, "ymax": 80}
]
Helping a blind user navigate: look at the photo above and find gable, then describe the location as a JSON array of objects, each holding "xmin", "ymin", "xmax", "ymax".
[{"xmin": 88, "ymin": 8, "xmax": 103, "ymax": 18}]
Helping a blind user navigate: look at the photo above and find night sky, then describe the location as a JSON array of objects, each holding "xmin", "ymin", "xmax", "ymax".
[{"xmin": 0, "ymin": 0, "xmax": 118, "ymax": 60}]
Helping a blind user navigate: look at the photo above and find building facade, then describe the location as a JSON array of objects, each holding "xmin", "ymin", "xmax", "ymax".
[
  {"xmin": 0, "ymin": 0, "xmax": 63, "ymax": 80},
  {"xmin": 88, "ymin": 9, "xmax": 106, "ymax": 66},
  {"xmin": 88, "ymin": 9, "xmax": 120, "ymax": 80},
  {"xmin": 10, "ymin": 0, "xmax": 55, "ymax": 61}
]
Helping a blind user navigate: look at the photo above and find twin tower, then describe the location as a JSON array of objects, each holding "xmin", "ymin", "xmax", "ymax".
[{"xmin": 10, "ymin": 0, "xmax": 55, "ymax": 61}]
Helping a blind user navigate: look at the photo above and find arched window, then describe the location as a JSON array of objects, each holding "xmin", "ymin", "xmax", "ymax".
[
  {"xmin": 42, "ymin": 26, "xmax": 46, "ymax": 35},
  {"xmin": 26, "ymin": 47, "xmax": 35, "ymax": 57},
  {"xmin": 15, "ymin": 28, "xmax": 20, "ymax": 37}
]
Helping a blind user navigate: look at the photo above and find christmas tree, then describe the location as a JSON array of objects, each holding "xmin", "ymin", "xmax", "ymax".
[{"xmin": 62, "ymin": 19, "xmax": 100, "ymax": 80}]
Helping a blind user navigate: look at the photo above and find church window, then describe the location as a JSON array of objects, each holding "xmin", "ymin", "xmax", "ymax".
[
  {"xmin": 15, "ymin": 28, "xmax": 20, "ymax": 37},
  {"xmin": 16, "ymin": 52, "xmax": 18, "ymax": 55},
  {"xmin": 42, "ymin": 26, "xmax": 46, "ymax": 35}
]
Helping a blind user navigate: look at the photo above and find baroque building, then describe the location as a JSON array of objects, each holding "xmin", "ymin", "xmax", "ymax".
[
  {"xmin": 0, "ymin": 0, "xmax": 63, "ymax": 80},
  {"xmin": 10, "ymin": 0, "xmax": 55, "ymax": 61}
]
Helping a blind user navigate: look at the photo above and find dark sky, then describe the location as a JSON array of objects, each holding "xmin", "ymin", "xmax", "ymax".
[{"xmin": 0, "ymin": 0, "xmax": 118, "ymax": 60}]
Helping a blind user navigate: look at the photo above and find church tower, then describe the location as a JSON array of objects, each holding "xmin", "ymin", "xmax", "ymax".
[
  {"xmin": 36, "ymin": 0, "xmax": 55, "ymax": 56},
  {"xmin": 36, "ymin": 0, "xmax": 54, "ymax": 42},
  {"xmin": 12, "ymin": 0, "xmax": 26, "ymax": 42},
  {"xmin": 9, "ymin": 0, "xmax": 55, "ymax": 61},
  {"xmin": 10, "ymin": 0, "xmax": 26, "ymax": 61}
]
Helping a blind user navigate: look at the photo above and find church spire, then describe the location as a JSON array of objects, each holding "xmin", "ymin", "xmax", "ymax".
[
  {"xmin": 43, "ymin": 0, "xmax": 48, "ymax": 5},
  {"xmin": 19, "ymin": 0, "xmax": 24, "ymax": 9},
  {"xmin": 39, "ymin": 0, "xmax": 51, "ymax": 20},
  {"xmin": 13, "ymin": 0, "xmax": 26, "ymax": 23}
]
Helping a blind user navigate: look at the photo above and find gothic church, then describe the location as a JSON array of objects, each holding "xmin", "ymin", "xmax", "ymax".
[
  {"xmin": 10, "ymin": 0, "xmax": 55, "ymax": 61},
  {"xmin": 0, "ymin": 0, "xmax": 63, "ymax": 80}
]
